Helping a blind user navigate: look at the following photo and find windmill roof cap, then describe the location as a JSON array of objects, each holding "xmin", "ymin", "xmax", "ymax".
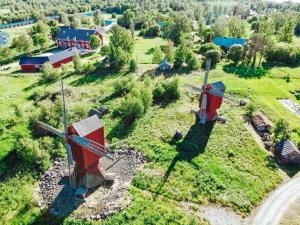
[
  {"xmin": 211, "ymin": 81, "xmax": 225, "ymax": 91},
  {"xmin": 72, "ymin": 115, "xmax": 104, "ymax": 137}
]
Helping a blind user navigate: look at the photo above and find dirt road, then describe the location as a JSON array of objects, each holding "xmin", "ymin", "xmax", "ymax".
[{"xmin": 253, "ymin": 175, "xmax": 300, "ymax": 225}]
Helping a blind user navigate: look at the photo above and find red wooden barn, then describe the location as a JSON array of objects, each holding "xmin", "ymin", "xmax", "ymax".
[
  {"xmin": 19, "ymin": 48, "xmax": 78, "ymax": 71},
  {"xmin": 56, "ymin": 26, "xmax": 104, "ymax": 50}
]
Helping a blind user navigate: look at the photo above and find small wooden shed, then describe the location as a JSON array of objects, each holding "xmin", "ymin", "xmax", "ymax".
[
  {"xmin": 159, "ymin": 59, "xmax": 172, "ymax": 71},
  {"xmin": 275, "ymin": 140, "xmax": 300, "ymax": 164}
]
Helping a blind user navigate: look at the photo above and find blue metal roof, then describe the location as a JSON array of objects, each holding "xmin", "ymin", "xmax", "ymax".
[
  {"xmin": 0, "ymin": 31, "xmax": 9, "ymax": 45},
  {"xmin": 214, "ymin": 36, "xmax": 247, "ymax": 49},
  {"xmin": 157, "ymin": 21, "xmax": 165, "ymax": 28},
  {"xmin": 56, "ymin": 27, "xmax": 97, "ymax": 41},
  {"xmin": 104, "ymin": 20, "xmax": 116, "ymax": 26},
  {"xmin": 19, "ymin": 56, "xmax": 49, "ymax": 65}
]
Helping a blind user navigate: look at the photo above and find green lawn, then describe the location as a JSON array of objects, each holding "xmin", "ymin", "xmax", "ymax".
[
  {"xmin": 1, "ymin": 45, "xmax": 299, "ymax": 224},
  {"xmin": 133, "ymin": 36, "xmax": 167, "ymax": 64}
]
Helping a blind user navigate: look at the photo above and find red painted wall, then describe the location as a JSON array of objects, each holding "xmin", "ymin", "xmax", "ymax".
[
  {"xmin": 21, "ymin": 65, "xmax": 39, "ymax": 71},
  {"xmin": 67, "ymin": 125, "xmax": 105, "ymax": 171}
]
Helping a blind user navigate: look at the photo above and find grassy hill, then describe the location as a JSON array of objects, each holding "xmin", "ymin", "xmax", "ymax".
[{"xmin": 0, "ymin": 35, "xmax": 300, "ymax": 224}]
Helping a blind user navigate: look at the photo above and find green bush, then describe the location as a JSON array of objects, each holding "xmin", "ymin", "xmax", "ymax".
[
  {"xmin": 265, "ymin": 43, "xmax": 300, "ymax": 66},
  {"xmin": 82, "ymin": 62, "xmax": 95, "ymax": 74},
  {"xmin": 15, "ymin": 137, "xmax": 50, "ymax": 171},
  {"xmin": 273, "ymin": 119, "xmax": 290, "ymax": 141},
  {"xmin": 198, "ymin": 43, "xmax": 219, "ymax": 55},
  {"xmin": 41, "ymin": 62, "xmax": 60, "ymax": 82},
  {"xmin": 129, "ymin": 59, "xmax": 137, "ymax": 72},
  {"xmin": 203, "ymin": 49, "xmax": 221, "ymax": 68},
  {"xmin": 116, "ymin": 97, "xmax": 145, "ymax": 124},
  {"xmin": 153, "ymin": 77, "xmax": 180, "ymax": 104},
  {"xmin": 244, "ymin": 103, "xmax": 256, "ymax": 117},
  {"xmin": 113, "ymin": 76, "xmax": 134, "ymax": 97}
]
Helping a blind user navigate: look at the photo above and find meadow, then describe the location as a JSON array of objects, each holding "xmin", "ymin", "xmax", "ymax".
[{"xmin": 0, "ymin": 34, "xmax": 299, "ymax": 224}]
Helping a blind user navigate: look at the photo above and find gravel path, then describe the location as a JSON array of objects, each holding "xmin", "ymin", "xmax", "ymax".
[
  {"xmin": 253, "ymin": 175, "xmax": 300, "ymax": 225},
  {"xmin": 278, "ymin": 99, "xmax": 300, "ymax": 117},
  {"xmin": 38, "ymin": 146, "xmax": 145, "ymax": 220}
]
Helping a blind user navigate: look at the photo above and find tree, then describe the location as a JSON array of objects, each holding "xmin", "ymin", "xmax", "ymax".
[
  {"xmin": 273, "ymin": 119, "xmax": 290, "ymax": 141},
  {"xmin": 295, "ymin": 20, "xmax": 300, "ymax": 36},
  {"xmin": 117, "ymin": 9, "xmax": 136, "ymax": 29},
  {"xmin": 152, "ymin": 47, "xmax": 164, "ymax": 64},
  {"xmin": 248, "ymin": 33, "xmax": 272, "ymax": 67},
  {"xmin": 109, "ymin": 26, "xmax": 134, "ymax": 70},
  {"xmin": 278, "ymin": 17, "xmax": 296, "ymax": 43},
  {"xmin": 227, "ymin": 44, "xmax": 243, "ymax": 64},
  {"xmin": 174, "ymin": 43, "xmax": 188, "ymax": 69},
  {"xmin": 41, "ymin": 62, "xmax": 59, "ymax": 82},
  {"xmin": 228, "ymin": 17, "xmax": 246, "ymax": 38},
  {"xmin": 31, "ymin": 20, "xmax": 50, "ymax": 35},
  {"xmin": 185, "ymin": 51, "xmax": 200, "ymax": 70},
  {"xmin": 47, "ymin": 19, "xmax": 58, "ymax": 27},
  {"xmin": 0, "ymin": 47, "xmax": 12, "ymax": 63},
  {"xmin": 61, "ymin": 12, "xmax": 70, "ymax": 26},
  {"xmin": 162, "ymin": 15, "xmax": 192, "ymax": 46},
  {"xmin": 12, "ymin": 34, "xmax": 33, "ymax": 54},
  {"xmin": 73, "ymin": 53, "xmax": 82, "ymax": 74},
  {"xmin": 212, "ymin": 16, "xmax": 228, "ymax": 37},
  {"xmin": 90, "ymin": 35, "xmax": 101, "ymax": 49},
  {"xmin": 50, "ymin": 27, "xmax": 60, "ymax": 39},
  {"xmin": 32, "ymin": 33, "xmax": 49, "ymax": 50},
  {"xmin": 129, "ymin": 59, "xmax": 137, "ymax": 72},
  {"xmin": 94, "ymin": 10, "xmax": 104, "ymax": 26},
  {"xmin": 205, "ymin": 49, "xmax": 221, "ymax": 68},
  {"xmin": 164, "ymin": 40, "xmax": 175, "ymax": 62}
]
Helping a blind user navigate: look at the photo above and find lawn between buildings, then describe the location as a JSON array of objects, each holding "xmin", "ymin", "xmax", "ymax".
[{"xmin": 0, "ymin": 36, "xmax": 299, "ymax": 224}]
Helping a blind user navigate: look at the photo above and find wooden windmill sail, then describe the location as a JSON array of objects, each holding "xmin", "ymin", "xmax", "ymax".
[
  {"xmin": 185, "ymin": 59, "xmax": 226, "ymax": 124},
  {"xmin": 38, "ymin": 77, "xmax": 114, "ymax": 193}
]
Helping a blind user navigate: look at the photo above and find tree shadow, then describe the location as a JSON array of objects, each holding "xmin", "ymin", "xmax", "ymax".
[
  {"xmin": 146, "ymin": 47, "xmax": 155, "ymax": 55},
  {"xmin": 265, "ymin": 155, "xmax": 300, "ymax": 178},
  {"xmin": 223, "ymin": 63, "xmax": 269, "ymax": 79},
  {"xmin": 70, "ymin": 67, "xmax": 127, "ymax": 87},
  {"xmin": 155, "ymin": 120, "xmax": 215, "ymax": 196},
  {"xmin": 106, "ymin": 120, "xmax": 135, "ymax": 141}
]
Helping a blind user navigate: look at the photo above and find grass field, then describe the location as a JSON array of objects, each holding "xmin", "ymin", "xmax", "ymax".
[
  {"xmin": 133, "ymin": 36, "xmax": 167, "ymax": 64},
  {"xmin": 0, "ymin": 35, "xmax": 299, "ymax": 224}
]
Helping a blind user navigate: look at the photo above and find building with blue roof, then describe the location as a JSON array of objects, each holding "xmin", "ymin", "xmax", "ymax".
[
  {"xmin": 56, "ymin": 26, "xmax": 104, "ymax": 49},
  {"xmin": 213, "ymin": 36, "xmax": 247, "ymax": 49}
]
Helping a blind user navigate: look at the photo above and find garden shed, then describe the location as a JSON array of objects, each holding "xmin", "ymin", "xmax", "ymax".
[
  {"xmin": 159, "ymin": 59, "xmax": 172, "ymax": 71},
  {"xmin": 275, "ymin": 140, "xmax": 300, "ymax": 164}
]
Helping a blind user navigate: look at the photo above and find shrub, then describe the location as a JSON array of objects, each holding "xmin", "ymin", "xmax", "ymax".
[
  {"xmin": 199, "ymin": 43, "xmax": 219, "ymax": 55},
  {"xmin": 265, "ymin": 43, "xmax": 300, "ymax": 66},
  {"xmin": 82, "ymin": 62, "xmax": 95, "ymax": 74},
  {"xmin": 244, "ymin": 103, "xmax": 256, "ymax": 117},
  {"xmin": 204, "ymin": 49, "xmax": 221, "ymax": 68},
  {"xmin": 15, "ymin": 137, "xmax": 50, "ymax": 171},
  {"xmin": 273, "ymin": 119, "xmax": 291, "ymax": 141},
  {"xmin": 113, "ymin": 76, "xmax": 134, "ymax": 96},
  {"xmin": 153, "ymin": 77, "xmax": 180, "ymax": 104},
  {"xmin": 41, "ymin": 62, "xmax": 60, "ymax": 82},
  {"xmin": 185, "ymin": 52, "xmax": 200, "ymax": 70},
  {"xmin": 227, "ymin": 44, "xmax": 243, "ymax": 64},
  {"xmin": 116, "ymin": 97, "xmax": 145, "ymax": 124},
  {"xmin": 129, "ymin": 59, "xmax": 137, "ymax": 72},
  {"xmin": 284, "ymin": 74, "xmax": 291, "ymax": 83}
]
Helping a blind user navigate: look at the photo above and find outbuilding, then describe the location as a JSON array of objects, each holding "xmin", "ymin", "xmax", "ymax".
[
  {"xmin": 19, "ymin": 48, "xmax": 79, "ymax": 71},
  {"xmin": 275, "ymin": 140, "xmax": 300, "ymax": 164},
  {"xmin": 159, "ymin": 59, "xmax": 172, "ymax": 71},
  {"xmin": 214, "ymin": 36, "xmax": 247, "ymax": 49},
  {"xmin": 56, "ymin": 26, "xmax": 104, "ymax": 50}
]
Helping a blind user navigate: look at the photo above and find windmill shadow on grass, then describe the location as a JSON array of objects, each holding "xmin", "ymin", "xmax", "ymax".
[{"xmin": 155, "ymin": 120, "xmax": 215, "ymax": 197}]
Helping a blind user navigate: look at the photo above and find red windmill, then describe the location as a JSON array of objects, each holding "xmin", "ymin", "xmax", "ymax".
[
  {"xmin": 186, "ymin": 60, "xmax": 226, "ymax": 124},
  {"xmin": 38, "ymin": 78, "xmax": 115, "ymax": 197}
]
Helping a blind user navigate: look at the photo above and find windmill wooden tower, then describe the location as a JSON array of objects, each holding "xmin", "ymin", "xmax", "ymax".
[
  {"xmin": 186, "ymin": 60, "xmax": 226, "ymax": 124},
  {"xmin": 38, "ymin": 78, "xmax": 115, "ymax": 197}
]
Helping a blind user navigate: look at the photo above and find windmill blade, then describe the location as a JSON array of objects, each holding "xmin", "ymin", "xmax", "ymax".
[
  {"xmin": 37, "ymin": 121, "xmax": 66, "ymax": 138},
  {"xmin": 184, "ymin": 84, "xmax": 203, "ymax": 93},
  {"xmin": 69, "ymin": 135, "xmax": 114, "ymax": 160}
]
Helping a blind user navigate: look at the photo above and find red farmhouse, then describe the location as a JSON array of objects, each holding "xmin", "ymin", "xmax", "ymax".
[
  {"xmin": 19, "ymin": 48, "xmax": 78, "ymax": 71},
  {"xmin": 56, "ymin": 26, "xmax": 104, "ymax": 50}
]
